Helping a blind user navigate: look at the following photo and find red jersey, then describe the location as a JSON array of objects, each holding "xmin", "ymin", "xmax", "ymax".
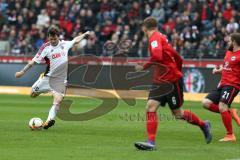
[
  {"xmin": 143, "ymin": 31, "xmax": 183, "ymax": 83},
  {"xmin": 220, "ymin": 50, "xmax": 240, "ymax": 90}
]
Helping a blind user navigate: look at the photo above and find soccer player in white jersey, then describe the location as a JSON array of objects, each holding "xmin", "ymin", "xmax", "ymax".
[{"xmin": 15, "ymin": 26, "xmax": 90, "ymax": 129}]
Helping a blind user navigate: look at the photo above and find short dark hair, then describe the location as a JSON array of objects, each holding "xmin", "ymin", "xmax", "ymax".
[
  {"xmin": 230, "ymin": 33, "xmax": 240, "ymax": 46},
  {"xmin": 142, "ymin": 17, "xmax": 158, "ymax": 30},
  {"xmin": 47, "ymin": 25, "xmax": 60, "ymax": 37}
]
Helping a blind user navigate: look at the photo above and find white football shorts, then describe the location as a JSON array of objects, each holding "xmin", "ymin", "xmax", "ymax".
[{"xmin": 31, "ymin": 75, "xmax": 66, "ymax": 96}]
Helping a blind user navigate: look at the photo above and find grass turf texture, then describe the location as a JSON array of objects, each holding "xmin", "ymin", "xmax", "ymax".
[{"xmin": 0, "ymin": 94, "xmax": 239, "ymax": 160}]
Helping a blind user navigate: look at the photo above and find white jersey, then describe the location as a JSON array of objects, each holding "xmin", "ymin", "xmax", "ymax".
[{"xmin": 33, "ymin": 40, "xmax": 75, "ymax": 80}]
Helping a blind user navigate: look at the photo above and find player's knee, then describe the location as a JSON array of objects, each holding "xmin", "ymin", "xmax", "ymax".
[
  {"xmin": 30, "ymin": 92, "xmax": 39, "ymax": 98},
  {"xmin": 146, "ymin": 100, "xmax": 158, "ymax": 112},
  {"xmin": 202, "ymin": 98, "xmax": 211, "ymax": 109},
  {"xmin": 219, "ymin": 102, "xmax": 229, "ymax": 112},
  {"xmin": 55, "ymin": 97, "xmax": 63, "ymax": 104},
  {"xmin": 172, "ymin": 109, "xmax": 183, "ymax": 119}
]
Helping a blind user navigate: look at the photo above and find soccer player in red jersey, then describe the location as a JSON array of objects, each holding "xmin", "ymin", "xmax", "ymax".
[
  {"xmin": 202, "ymin": 33, "xmax": 240, "ymax": 142},
  {"xmin": 134, "ymin": 17, "xmax": 212, "ymax": 151}
]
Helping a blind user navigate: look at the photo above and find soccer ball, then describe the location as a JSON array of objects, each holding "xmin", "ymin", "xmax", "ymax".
[{"xmin": 29, "ymin": 117, "xmax": 43, "ymax": 130}]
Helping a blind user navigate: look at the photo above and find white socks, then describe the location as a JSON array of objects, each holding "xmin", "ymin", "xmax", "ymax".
[{"xmin": 47, "ymin": 104, "xmax": 60, "ymax": 121}]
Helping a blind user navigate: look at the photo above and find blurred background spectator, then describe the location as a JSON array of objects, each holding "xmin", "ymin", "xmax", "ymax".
[{"xmin": 0, "ymin": 0, "xmax": 240, "ymax": 59}]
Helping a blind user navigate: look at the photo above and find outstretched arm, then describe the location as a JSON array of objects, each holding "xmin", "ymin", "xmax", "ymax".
[
  {"xmin": 72, "ymin": 31, "xmax": 91, "ymax": 45},
  {"xmin": 15, "ymin": 60, "xmax": 36, "ymax": 78}
]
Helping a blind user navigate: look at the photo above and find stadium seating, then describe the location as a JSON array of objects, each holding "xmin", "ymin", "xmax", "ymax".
[{"xmin": 0, "ymin": 0, "xmax": 240, "ymax": 58}]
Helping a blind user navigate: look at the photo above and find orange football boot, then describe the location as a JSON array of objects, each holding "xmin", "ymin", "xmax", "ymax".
[{"xmin": 219, "ymin": 134, "xmax": 236, "ymax": 142}]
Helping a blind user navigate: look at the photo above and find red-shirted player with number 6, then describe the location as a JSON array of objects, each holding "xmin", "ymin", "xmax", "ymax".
[
  {"xmin": 134, "ymin": 17, "xmax": 212, "ymax": 151},
  {"xmin": 202, "ymin": 33, "xmax": 240, "ymax": 142}
]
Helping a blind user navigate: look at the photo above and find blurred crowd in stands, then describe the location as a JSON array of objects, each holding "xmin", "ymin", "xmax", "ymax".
[{"xmin": 0, "ymin": 0, "xmax": 240, "ymax": 59}]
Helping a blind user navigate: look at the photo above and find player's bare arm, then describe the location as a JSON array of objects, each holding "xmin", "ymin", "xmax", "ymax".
[
  {"xmin": 15, "ymin": 60, "xmax": 36, "ymax": 78},
  {"xmin": 212, "ymin": 65, "xmax": 223, "ymax": 74},
  {"xmin": 73, "ymin": 31, "xmax": 91, "ymax": 45}
]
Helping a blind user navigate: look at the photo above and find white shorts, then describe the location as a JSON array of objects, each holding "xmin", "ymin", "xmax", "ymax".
[{"xmin": 32, "ymin": 76, "xmax": 66, "ymax": 96}]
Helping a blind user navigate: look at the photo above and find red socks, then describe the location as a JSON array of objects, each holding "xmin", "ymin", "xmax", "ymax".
[
  {"xmin": 208, "ymin": 103, "xmax": 220, "ymax": 113},
  {"xmin": 208, "ymin": 103, "xmax": 233, "ymax": 135},
  {"xmin": 183, "ymin": 110, "xmax": 205, "ymax": 128},
  {"xmin": 221, "ymin": 111, "xmax": 233, "ymax": 135},
  {"xmin": 146, "ymin": 112, "xmax": 158, "ymax": 142}
]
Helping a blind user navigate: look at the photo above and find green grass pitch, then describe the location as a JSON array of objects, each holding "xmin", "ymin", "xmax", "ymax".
[{"xmin": 0, "ymin": 94, "xmax": 239, "ymax": 160}]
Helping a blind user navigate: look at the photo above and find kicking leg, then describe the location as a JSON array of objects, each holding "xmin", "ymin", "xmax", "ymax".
[{"xmin": 31, "ymin": 75, "xmax": 50, "ymax": 98}]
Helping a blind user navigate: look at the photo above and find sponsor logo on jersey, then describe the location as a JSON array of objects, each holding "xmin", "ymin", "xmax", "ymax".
[
  {"xmin": 223, "ymin": 61, "xmax": 232, "ymax": 71},
  {"xmin": 183, "ymin": 69, "xmax": 205, "ymax": 93},
  {"xmin": 151, "ymin": 41, "xmax": 158, "ymax": 48},
  {"xmin": 231, "ymin": 56, "xmax": 236, "ymax": 61},
  {"xmin": 52, "ymin": 53, "xmax": 61, "ymax": 59}
]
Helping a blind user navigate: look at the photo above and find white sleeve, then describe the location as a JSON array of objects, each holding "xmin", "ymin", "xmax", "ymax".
[
  {"xmin": 63, "ymin": 40, "xmax": 76, "ymax": 50},
  {"xmin": 33, "ymin": 45, "xmax": 48, "ymax": 64}
]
